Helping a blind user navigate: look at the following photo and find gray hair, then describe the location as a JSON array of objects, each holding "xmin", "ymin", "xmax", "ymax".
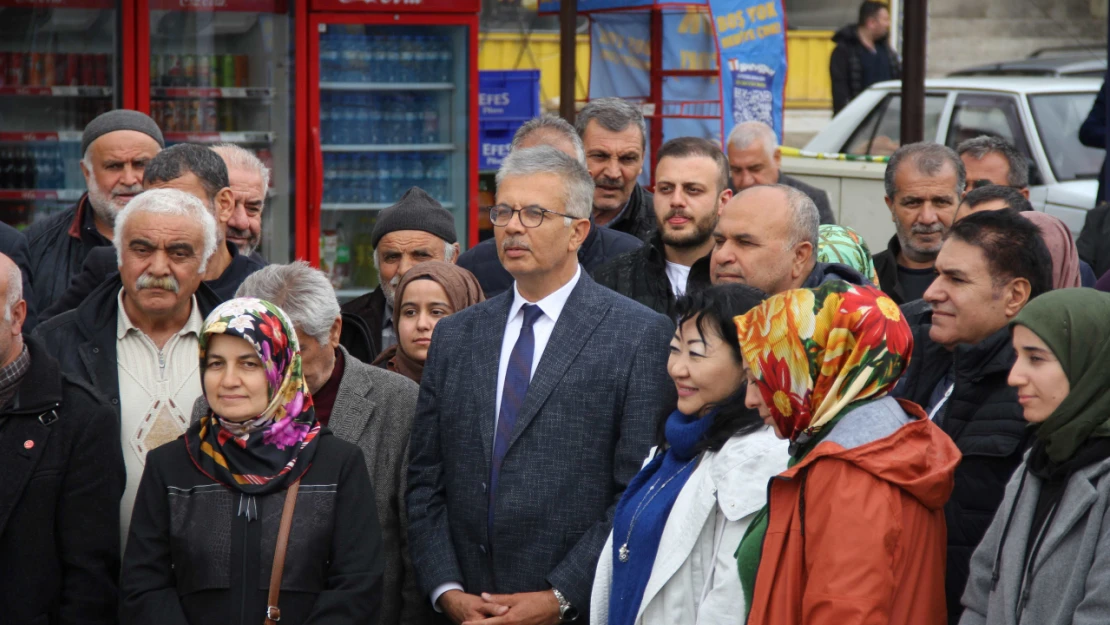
[
  {"xmin": 776, "ymin": 184, "xmax": 820, "ymax": 250},
  {"xmin": 884, "ymin": 142, "xmax": 966, "ymax": 200},
  {"xmin": 726, "ymin": 120, "xmax": 778, "ymax": 159},
  {"xmin": 496, "ymin": 146, "xmax": 595, "ymax": 221},
  {"xmin": 575, "ymin": 97, "xmax": 647, "ymax": 150},
  {"xmin": 114, "ymin": 188, "xmax": 218, "ymax": 273},
  {"xmin": 511, "ymin": 115, "xmax": 586, "ymax": 165},
  {"xmin": 211, "ymin": 142, "xmax": 272, "ymax": 194},
  {"xmin": 4, "ymin": 263, "xmax": 20, "ymax": 323},
  {"xmin": 234, "ymin": 261, "xmax": 341, "ymax": 344},
  {"xmin": 956, "ymin": 135, "xmax": 1029, "ymax": 189}
]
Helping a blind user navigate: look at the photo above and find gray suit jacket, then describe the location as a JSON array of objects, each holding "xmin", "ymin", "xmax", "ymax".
[
  {"xmin": 405, "ymin": 272, "xmax": 675, "ymax": 623},
  {"xmin": 193, "ymin": 347, "xmax": 428, "ymax": 625}
]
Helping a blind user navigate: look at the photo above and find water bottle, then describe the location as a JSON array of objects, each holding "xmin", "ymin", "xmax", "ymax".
[
  {"xmin": 320, "ymin": 93, "xmax": 332, "ymax": 144},
  {"xmin": 434, "ymin": 37, "xmax": 450, "ymax": 82},
  {"xmin": 377, "ymin": 155, "xmax": 393, "ymax": 204},
  {"xmin": 430, "ymin": 157, "xmax": 448, "ymax": 200},
  {"xmin": 323, "ymin": 154, "xmax": 337, "ymax": 203},
  {"xmin": 354, "ymin": 95, "xmax": 370, "ymax": 144},
  {"xmin": 370, "ymin": 36, "xmax": 387, "ymax": 83},
  {"xmin": 340, "ymin": 95, "xmax": 357, "ymax": 145},
  {"xmin": 363, "ymin": 154, "xmax": 379, "ymax": 203},
  {"xmin": 402, "ymin": 97, "xmax": 418, "ymax": 145},
  {"xmin": 382, "ymin": 97, "xmax": 400, "ymax": 144},
  {"xmin": 409, "ymin": 154, "xmax": 425, "ymax": 192},
  {"xmin": 340, "ymin": 34, "xmax": 359, "ymax": 83},
  {"xmin": 356, "ymin": 34, "xmax": 372, "ymax": 83},
  {"xmin": 421, "ymin": 96, "xmax": 439, "ymax": 144},
  {"xmin": 399, "ymin": 36, "xmax": 415, "ymax": 83},
  {"xmin": 367, "ymin": 96, "xmax": 383, "ymax": 144},
  {"xmin": 390, "ymin": 155, "xmax": 406, "ymax": 200},
  {"xmin": 320, "ymin": 32, "xmax": 338, "ymax": 82},
  {"xmin": 384, "ymin": 37, "xmax": 400, "ymax": 83}
]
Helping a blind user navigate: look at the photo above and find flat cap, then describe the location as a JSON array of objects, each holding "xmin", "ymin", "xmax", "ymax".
[
  {"xmin": 371, "ymin": 186, "xmax": 457, "ymax": 247},
  {"xmin": 81, "ymin": 109, "xmax": 165, "ymax": 155}
]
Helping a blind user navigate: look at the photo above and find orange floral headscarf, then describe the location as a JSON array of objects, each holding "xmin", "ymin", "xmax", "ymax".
[{"xmin": 734, "ymin": 281, "xmax": 913, "ymax": 442}]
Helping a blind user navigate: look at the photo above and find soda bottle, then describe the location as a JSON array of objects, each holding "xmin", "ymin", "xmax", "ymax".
[{"xmin": 333, "ymin": 224, "xmax": 351, "ymax": 289}]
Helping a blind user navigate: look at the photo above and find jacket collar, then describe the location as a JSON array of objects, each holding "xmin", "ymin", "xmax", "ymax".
[
  {"xmin": 954, "ymin": 324, "xmax": 1017, "ymax": 380},
  {"xmin": 4, "ymin": 335, "xmax": 63, "ymax": 415},
  {"xmin": 326, "ymin": 345, "xmax": 379, "ymax": 443},
  {"xmin": 606, "ymin": 183, "xmax": 647, "ymax": 231},
  {"xmin": 66, "ymin": 193, "xmax": 111, "ymax": 248}
]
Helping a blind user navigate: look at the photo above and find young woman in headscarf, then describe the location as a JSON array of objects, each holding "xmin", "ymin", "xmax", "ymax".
[
  {"xmin": 960, "ymin": 288, "xmax": 1110, "ymax": 625},
  {"xmin": 591, "ymin": 284, "xmax": 789, "ymax": 625},
  {"xmin": 816, "ymin": 224, "xmax": 880, "ymax": 286},
  {"xmin": 735, "ymin": 281, "xmax": 960, "ymax": 625},
  {"xmin": 121, "ymin": 298, "xmax": 383, "ymax": 625},
  {"xmin": 372, "ymin": 261, "xmax": 485, "ymax": 383}
]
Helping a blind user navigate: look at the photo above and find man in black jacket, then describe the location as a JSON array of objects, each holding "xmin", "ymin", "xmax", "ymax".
[
  {"xmin": 711, "ymin": 184, "xmax": 867, "ymax": 295},
  {"xmin": 0, "ymin": 252, "xmax": 123, "ymax": 625},
  {"xmin": 892, "ymin": 209, "xmax": 1052, "ymax": 625},
  {"xmin": 37, "ymin": 143, "xmax": 265, "ymax": 322},
  {"xmin": 459, "ymin": 115, "xmax": 643, "ymax": 298},
  {"xmin": 24, "ymin": 109, "xmax": 164, "ymax": 314},
  {"xmin": 830, "ymin": 1, "xmax": 900, "ymax": 114},
  {"xmin": 725, "ymin": 120, "xmax": 835, "ymax": 224},
  {"xmin": 594, "ymin": 137, "xmax": 726, "ymax": 317},
  {"xmin": 576, "ymin": 98, "xmax": 657, "ymax": 242},
  {"xmin": 873, "ymin": 142, "xmax": 965, "ymax": 304}
]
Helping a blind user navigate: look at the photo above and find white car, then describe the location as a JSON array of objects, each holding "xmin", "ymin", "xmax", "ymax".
[{"xmin": 797, "ymin": 77, "xmax": 1103, "ymax": 241}]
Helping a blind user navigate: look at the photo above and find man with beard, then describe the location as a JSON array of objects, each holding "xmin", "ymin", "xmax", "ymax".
[
  {"xmin": 873, "ymin": 143, "xmax": 965, "ymax": 304},
  {"xmin": 33, "ymin": 188, "xmax": 224, "ymax": 544},
  {"xmin": 24, "ymin": 110, "xmax": 164, "ymax": 314},
  {"xmin": 577, "ymin": 98, "xmax": 657, "ymax": 242},
  {"xmin": 211, "ymin": 143, "xmax": 268, "ymax": 261},
  {"xmin": 593, "ymin": 137, "xmax": 727, "ymax": 318},
  {"xmin": 341, "ymin": 187, "xmax": 460, "ymax": 362}
]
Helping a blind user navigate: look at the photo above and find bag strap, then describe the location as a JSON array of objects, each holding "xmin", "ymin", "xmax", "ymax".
[{"xmin": 265, "ymin": 478, "xmax": 301, "ymax": 625}]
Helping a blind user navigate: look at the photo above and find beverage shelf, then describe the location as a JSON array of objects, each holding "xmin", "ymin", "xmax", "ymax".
[
  {"xmin": 322, "ymin": 201, "xmax": 454, "ymax": 211},
  {"xmin": 322, "ymin": 143, "xmax": 455, "ymax": 153},
  {"xmin": 0, "ymin": 132, "xmax": 83, "ymax": 142},
  {"xmin": 320, "ymin": 82, "xmax": 455, "ymax": 92},
  {"xmin": 163, "ymin": 131, "xmax": 274, "ymax": 144},
  {"xmin": 0, "ymin": 86, "xmax": 112, "ymax": 97},
  {"xmin": 151, "ymin": 87, "xmax": 274, "ymax": 99},
  {"xmin": 0, "ymin": 189, "xmax": 84, "ymax": 201}
]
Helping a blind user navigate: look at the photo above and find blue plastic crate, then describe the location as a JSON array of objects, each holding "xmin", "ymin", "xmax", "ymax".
[
  {"xmin": 479, "ymin": 118, "xmax": 526, "ymax": 171},
  {"xmin": 479, "ymin": 70, "xmax": 541, "ymax": 121}
]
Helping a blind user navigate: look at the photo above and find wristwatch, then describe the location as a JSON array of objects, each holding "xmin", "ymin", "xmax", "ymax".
[{"xmin": 552, "ymin": 588, "xmax": 579, "ymax": 622}]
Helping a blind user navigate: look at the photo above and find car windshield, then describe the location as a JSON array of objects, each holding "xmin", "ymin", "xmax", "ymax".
[{"xmin": 1028, "ymin": 92, "xmax": 1104, "ymax": 182}]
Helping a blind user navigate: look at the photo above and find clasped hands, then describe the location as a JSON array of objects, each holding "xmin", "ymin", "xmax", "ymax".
[{"xmin": 439, "ymin": 588, "xmax": 561, "ymax": 625}]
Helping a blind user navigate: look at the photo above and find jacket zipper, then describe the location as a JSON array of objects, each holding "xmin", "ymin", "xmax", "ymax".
[
  {"xmin": 239, "ymin": 498, "xmax": 251, "ymax": 625},
  {"xmin": 1014, "ymin": 500, "xmax": 1059, "ymax": 625}
]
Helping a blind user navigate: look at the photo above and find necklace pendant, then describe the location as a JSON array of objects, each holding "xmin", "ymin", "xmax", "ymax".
[{"xmin": 618, "ymin": 543, "xmax": 630, "ymax": 563}]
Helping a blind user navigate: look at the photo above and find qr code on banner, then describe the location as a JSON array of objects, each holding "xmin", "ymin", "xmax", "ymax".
[{"xmin": 733, "ymin": 87, "xmax": 773, "ymax": 126}]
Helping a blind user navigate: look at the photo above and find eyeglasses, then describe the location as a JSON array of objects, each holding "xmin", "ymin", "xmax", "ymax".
[{"xmin": 489, "ymin": 204, "xmax": 576, "ymax": 228}]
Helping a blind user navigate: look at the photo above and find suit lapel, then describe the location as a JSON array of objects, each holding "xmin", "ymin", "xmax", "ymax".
[
  {"xmin": 508, "ymin": 277, "xmax": 608, "ymax": 449},
  {"xmin": 0, "ymin": 414, "xmax": 54, "ymax": 537},
  {"xmin": 477, "ymin": 294, "xmax": 512, "ymax": 461},
  {"xmin": 328, "ymin": 357, "xmax": 376, "ymax": 443}
]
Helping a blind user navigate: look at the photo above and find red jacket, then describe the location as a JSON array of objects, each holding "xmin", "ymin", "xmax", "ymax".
[{"xmin": 747, "ymin": 397, "xmax": 960, "ymax": 625}]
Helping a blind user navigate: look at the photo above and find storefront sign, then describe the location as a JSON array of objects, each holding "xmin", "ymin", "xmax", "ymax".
[{"xmin": 708, "ymin": 0, "xmax": 787, "ymax": 140}]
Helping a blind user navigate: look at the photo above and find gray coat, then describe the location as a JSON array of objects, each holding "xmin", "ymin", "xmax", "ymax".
[
  {"xmin": 405, "ymin": 272, "xmax": 675, "ymax": 623},
  {"xmin": 193, "ymin": 346, "xmax": 429, "ymax": 625},
  {"xmin": 959, "ymin": 453, "xmax": 1110, "ymax": 625}
]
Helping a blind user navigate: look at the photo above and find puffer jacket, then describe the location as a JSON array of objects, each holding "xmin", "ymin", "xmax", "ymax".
[
  {"xmin": 959, "ymin": 452, "xmax": 1110, "ymax": 625},
  {"xmin": 592, "ymin": 234, "xmax": 710, "ymax": 319},
  {"xmin": 24, "ymin": 195, "xmax": 112, "ymax": 315},
  {"xmin": 893, "ymin": 319, "xmax": 1033, "ymax": 625},
  {"xmin": 746, "ymin": 396, "xmax": 959, "ymax": 625},
  {"xmin": 606, "ymin": 184, "xmax": 657, "ymax": 243}
]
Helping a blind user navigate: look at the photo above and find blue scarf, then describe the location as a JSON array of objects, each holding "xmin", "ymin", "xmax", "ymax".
[{"xmin": 608, "ymin": 409, "xmax": 715, "ymax": 625}]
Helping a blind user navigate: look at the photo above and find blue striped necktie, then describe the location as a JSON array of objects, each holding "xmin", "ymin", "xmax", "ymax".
[{"xmin": 489, "ymin": 303, "xmax": 543, "ymax": 542}]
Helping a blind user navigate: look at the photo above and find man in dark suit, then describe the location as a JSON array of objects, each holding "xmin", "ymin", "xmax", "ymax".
[
  {"xmin": 407, "ymin": 146, "xmax": 674, "ymax": 625},
  {"xmin": 725, "ymin": 120, "xmax": 836, "ymax": 225}
]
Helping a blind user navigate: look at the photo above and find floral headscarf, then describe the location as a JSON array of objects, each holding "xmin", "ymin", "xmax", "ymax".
[
  {"xmin": 817, "ymin": 224, "xmax": 880, "ymax": 286},
  {"xmin": 734, "ymin": 281, "xmax": 913, "ymax": 445},
  {"xmin": 186, "ymin": 297, "xmax": 320, "ymax": 495}
]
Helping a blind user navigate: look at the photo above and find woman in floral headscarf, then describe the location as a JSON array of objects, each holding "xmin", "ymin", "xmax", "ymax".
[
  {"xmin": 735, "ymin": 281, "xmax": 960, "ymax": 625},
  {"xmin": 121, "ymin": 298, "xmax": 383, "ymax": 625}
]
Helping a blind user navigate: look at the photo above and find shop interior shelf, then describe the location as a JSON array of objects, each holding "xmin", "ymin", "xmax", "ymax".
[
  {"xmin": 0, "ymin": 131, "xmax": 83, "ymax": 142},
  {"xmin": 321, "ymin": 201, "xmax": 454, "ymax": 211},
  {"xmin": 0, "ymin": 189, "xmax": 84, "ymax": 201},
  {"xmin": 151, "ymin": 87, "xmax": 274, "ymax": 99},
  {"xmin": 320, "ymin": 82, "xmax": 455, "ymax": 92},
  {"xmin": 321, "ymin": 143, "xmax": 455, "ymax": 153},
  {"xmin": 163, "ymin": 131, "xmax": 274, "ymax": 144},
  {"xmin": 0, "ymin": 86, "xmax": 113, "ymax": 97}
]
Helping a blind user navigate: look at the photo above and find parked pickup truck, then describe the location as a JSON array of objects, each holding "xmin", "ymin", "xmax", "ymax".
[{"xmin": 782, "ymin": 77, "xmax": 1104, "ymax": 251}]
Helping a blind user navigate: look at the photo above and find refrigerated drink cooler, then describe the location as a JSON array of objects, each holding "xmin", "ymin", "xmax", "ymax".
[{"xmin": 304, "ymin": 1, "xmax": 479, "ymax": 302}]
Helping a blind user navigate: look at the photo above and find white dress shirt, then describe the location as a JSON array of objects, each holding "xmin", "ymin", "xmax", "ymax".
[{"xmin": 431, "ymin": 265, "xmax": 582, "ymax": 610}]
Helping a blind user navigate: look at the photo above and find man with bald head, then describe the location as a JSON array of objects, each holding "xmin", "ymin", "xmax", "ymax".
[
  {"xmin": 25, "ymin": 110, "xmax": 164, "ymax": 313},
  {"xmin": 0, "ymin": 251, "xmax": 123, "ymax": 623},
  {"xmin": 710, "ymin": 184, "xmax": 866, "ymax": 294},
  {"xmin": 457, "ymin": 115, "xmax": 643, "ymax": 297}
]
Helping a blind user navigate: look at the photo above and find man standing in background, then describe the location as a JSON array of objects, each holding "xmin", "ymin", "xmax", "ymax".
[{"xmin": 830, "ymin": 1, "xmax": 901, "ymax": 114}]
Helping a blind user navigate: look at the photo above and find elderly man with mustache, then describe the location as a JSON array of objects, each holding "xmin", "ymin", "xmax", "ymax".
[
  {"xmin": 34, "ymin": 188, "xmax": 224, "ymax": 544},
  {"xmin": 873, "ymin": 142, "xmax": 967, "ymax": 304},
  {"xmin": 342, "ymin": 187, "xmax": 460, "ymax": 362}
]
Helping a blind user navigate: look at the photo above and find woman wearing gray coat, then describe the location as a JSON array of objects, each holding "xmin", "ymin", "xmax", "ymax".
[{"xmin": 960, "ymin": 288, "xmax": 1110, "ymax": 625}]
